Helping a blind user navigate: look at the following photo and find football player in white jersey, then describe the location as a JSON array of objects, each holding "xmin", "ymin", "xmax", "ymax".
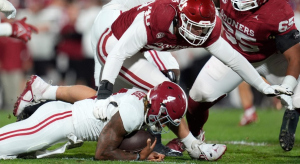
[{"xmin": 0, "ymin": 75, "xmax": 227, "ymax": 161}]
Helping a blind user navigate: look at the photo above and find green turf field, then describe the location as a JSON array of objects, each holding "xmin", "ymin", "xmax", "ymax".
[{"xmin": 0, "ymin": 108, "xmax": 300, "ymax": 163}]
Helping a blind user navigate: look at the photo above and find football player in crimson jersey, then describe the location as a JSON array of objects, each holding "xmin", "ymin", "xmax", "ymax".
[
  {"xmin": 92, "ymin": 0, "xmax": 288, "ymax": 106},
  {"xmin": 0, "ymin": 76, "xmax": 227, "ymax": 161},
  {"xmin": 13, "ymin": 0, "xmax": 291, "ymax": 156},
  {"xmin": 175, "ymin": 0, "xmax": 300, "ymax": 152}
]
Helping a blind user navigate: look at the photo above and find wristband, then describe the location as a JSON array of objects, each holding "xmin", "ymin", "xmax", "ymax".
[
  {"xmin": 282, "ymin": 75, "xmax": 298, "ymax": 91},
  {"xmin": 135, "ymin": 153, "xmax": 140, "ymax": 161}
]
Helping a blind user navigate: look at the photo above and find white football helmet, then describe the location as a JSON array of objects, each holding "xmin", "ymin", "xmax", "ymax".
[
  {"xmin": 231, "ymin": 0, "xmax": 267, "ymax": 11},
  {"xmin": 178, "ymin": 0, "xmax": 216, "ymax": 46}
]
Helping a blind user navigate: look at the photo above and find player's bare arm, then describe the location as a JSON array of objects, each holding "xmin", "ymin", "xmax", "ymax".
[
  {"xmin": 94, "ymin": 111, "xmax": 157, "ymax": 161},
  {"xmin": 283, "ymin": 43, "xmax": 300, "ymax": 79}
]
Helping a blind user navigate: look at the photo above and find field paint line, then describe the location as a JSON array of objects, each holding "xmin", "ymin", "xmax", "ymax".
[{"xmin": 209, "ymin": 140, "xmax": 267, "ymax": 146}]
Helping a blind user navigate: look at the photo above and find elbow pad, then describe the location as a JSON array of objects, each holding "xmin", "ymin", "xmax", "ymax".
[{"xmin": 276, "ymin": 29, "xmax": 300, "ymax": 53}]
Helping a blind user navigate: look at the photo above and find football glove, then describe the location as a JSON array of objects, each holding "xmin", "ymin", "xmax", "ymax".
[
  {"xmin": 93, "ymin": 98, "xmax": 110, "ymax": 120},
  {"xmin": 10, "ymin": 17, "xmax": 38, "ymax": 42},
  {"xmin": 278, "ymin": 94, "xmax": 293, "ymax": 110},
  {"xmin": 0, "ymin": 0, "xmax": 16, "ymax": 19}
]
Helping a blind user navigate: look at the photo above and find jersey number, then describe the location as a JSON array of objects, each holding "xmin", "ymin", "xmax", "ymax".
[
  {"xmin": 278, "ymin": 17, "xmax": 294, "ymax": 32},
  {"xmin": 224, "ymin": 24, "xmax": 259, "ymax": 53}
]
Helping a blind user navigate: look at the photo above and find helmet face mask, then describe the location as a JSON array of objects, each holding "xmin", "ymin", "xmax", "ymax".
[
  {"xmin": 178, "ymin": 0, "xmax": 216, "ymax": 46},
  {"xmin": 144, "ymin": 81, "xmax": 187, "ymax": 134},
  {"xmin": 231, "ymin": 0, "xmax": 266, "ymax": 11}
]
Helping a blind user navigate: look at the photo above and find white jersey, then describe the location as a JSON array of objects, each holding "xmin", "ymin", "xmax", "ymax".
[
  {"xmin": 0, "ymin": 88, "xmax": 147, "ymax": 158},
  {"xmin": 72, "ymin": 88, "xmax": 146, "ymax": 141}
]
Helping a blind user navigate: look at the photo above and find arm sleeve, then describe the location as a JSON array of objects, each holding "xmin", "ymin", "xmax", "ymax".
[
  {"xmin": 101, "ymin": 12, "xmax": 147, "ymax": 84},
  {"xmin": 0, "ymin": 22, "xmax": 12, "ymax": 36},
  {"xmin": 205, "ymin": 37, "xmax": 269, "ymax": 92}
]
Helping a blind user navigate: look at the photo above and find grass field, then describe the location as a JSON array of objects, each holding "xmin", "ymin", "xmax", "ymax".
[{"xmin": 0, "ymin": 108, "xmax": 300, "ymax": 163}]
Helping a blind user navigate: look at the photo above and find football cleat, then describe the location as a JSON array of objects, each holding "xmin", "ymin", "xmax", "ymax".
[
  {"xmin": 279, "ymin": 109, "xmax": 299, "ymax": 151},
  {"xmin": 17, "ymin": 100, "xmax": 53, "ymax": 121},
  {"xmin": 196, "ymin": 129, "xmax": 206, "ymax": 142},
  {"xmin": 199, "ymin": 143, "xmax": 227, "ymax": 161},
  {"xmin": 166, "ymin": 138, "xmax": 185, "ymax": 153},
  {"xmin": 166, "ymin": 129, "xmax": 206, "ymax": 153},
  {"xmin": 153, "ymin": 142, "xmax": 183, "ymax": 157},
  {"xmin": 13, "ymin": 75, "xmax": 51, "ymax": 117},
  {"xmin": 239, "ymin": 111, "xmax": 258, "ymax": 126}
]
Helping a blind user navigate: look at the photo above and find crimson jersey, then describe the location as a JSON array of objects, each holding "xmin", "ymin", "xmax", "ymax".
[
  {"xmin": 111, "ymin": 0, "xmax": 222, "ymax": 51},
  {"xmin": 220, "ymin": 0, "xmax": 296, "ymax": 63}
]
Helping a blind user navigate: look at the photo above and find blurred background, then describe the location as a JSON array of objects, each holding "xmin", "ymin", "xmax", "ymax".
[{"xmin": 0, "ymin": 0, "xmax": 299, "ymax": 114}]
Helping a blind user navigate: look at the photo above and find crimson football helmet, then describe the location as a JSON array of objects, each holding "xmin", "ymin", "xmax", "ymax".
[
  {"xmin": 178, "ymin": 0, "xmax": 216, "ymax": 46},
  {"xmin": 145, "ymin": 81, "xmax": 188, "ymax": 134},
  {"xmin": 231, "ymin": 0, "xmax": 267, "ymax": 11}
]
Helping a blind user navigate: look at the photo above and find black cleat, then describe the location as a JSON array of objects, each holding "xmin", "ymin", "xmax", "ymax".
[
  {"xmin": 153, "ymin": 143, "xmax": 183, "ymax": 157},
  {"xmin": 17, "ymin": 100, "xmax": 53, "ymax": 121},
  {"xmin": 279, "ymin": 109, "xmax": 299, "ymax": 151}
]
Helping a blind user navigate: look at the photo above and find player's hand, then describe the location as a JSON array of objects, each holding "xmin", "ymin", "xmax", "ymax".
[
  {"xmin": 262, "ymin": 85, "xmax": 293, "ymax": 97},
  {"xmin": 0, "ymin": 0, "xmax": 16, "ymax": 19},
  {"xmin": 272, "ymin": 84, "xmax": 294, "ymax": 96},
  {"xmin": 147, "ymin": 151, "xmax": 165, "ymax": 162},
  {"xmin": 97, "ymin": 80, "xmax": 113, "ymax": 99},
  {"xmin": 10, "ymin": 17, "xmax": 38, "ymax": 42},
  {"xmin": 277, "ymin": 94, "xmax": 293, "ymax": 110},
  {"xmin": 140, "ymin": 138, "xmax": 157, "ymax": 160},
  {"xmin": 93, "ymin": 98, "xmax": 110, "ymax": 120}
]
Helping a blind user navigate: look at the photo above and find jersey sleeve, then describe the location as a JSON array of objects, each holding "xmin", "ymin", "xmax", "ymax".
[
  {"xmin": 118, "ymin": 101, "xmax": 144, "ymax": 133},
  {"xmin": 146, "ymin": 3, "xmax": 176, "ymax": 44},
  {"xmin": 101, "ymin": 13, "xmax": 147, "ymax": 84}
]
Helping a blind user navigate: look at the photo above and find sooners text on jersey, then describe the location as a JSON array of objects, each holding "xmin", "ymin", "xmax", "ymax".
[{"xmin": 220, "ymin": 0, "xmax": 296, "ymax": 62}]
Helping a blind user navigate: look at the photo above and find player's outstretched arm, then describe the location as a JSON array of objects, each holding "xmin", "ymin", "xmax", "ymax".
[{"xmin": 94, "ymin": 111, "xmax": 155, "ymax": 161}]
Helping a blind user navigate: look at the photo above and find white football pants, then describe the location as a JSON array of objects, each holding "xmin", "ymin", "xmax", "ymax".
[
  {"xmin": 91, "ymin": 5, "xmax": 178, "ymax": 92},
  {"xmin": 190, "ymin": 51, "xmax": 300, "ymax": 108}
]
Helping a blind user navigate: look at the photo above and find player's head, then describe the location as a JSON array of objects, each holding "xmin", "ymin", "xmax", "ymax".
[
  {"xmin": 178, "ymin": 0, "xmax": 216, "ymax": 46},
  {"xmin": 231, "ymin": 0, "xmax": 267, "ymax": 11},
  {"xmin": 144, "ymin": 81, "xmax": 188, "ymax": 134}
]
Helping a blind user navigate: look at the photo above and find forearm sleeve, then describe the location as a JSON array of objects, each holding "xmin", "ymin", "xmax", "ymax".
[{"xmin": 206, "ymin": 37, "xmax": 269, "ymax": 92}]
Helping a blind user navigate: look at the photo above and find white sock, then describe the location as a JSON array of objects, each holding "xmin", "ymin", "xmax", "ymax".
[
  {"xmin": 180, "ymin": 132, "xmax": 196, "ymax": 150},
  {"xmin": 245, "ymin": 106, "xmax": 256, "ymax": 116},
  {"xmin": 42, "ymin": 86, "xmax": 58, "ymax": 100}
]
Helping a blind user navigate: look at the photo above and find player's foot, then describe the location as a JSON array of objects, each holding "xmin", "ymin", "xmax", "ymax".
[
  {"xmin": 17, "ymin": 100, "xmax": 53, "ymax": 121},
  {"xmin": 153, "ymin": 142, "xmax": 183, "ymax": 156},
  {"xmin": 199, "ymin": 143, "xmax": 227, "ymax": 161},
  {"xmin": 279, "ymin": 109, "xmax": 299, "ymax": 151},
  {"xmin": 166, "ymin": 129, "xmax": 205, "ymax": 153},
  {"xmin": 239, "ymin": 111, "xmax": 258, "ymax": 126},
  {"xmin": 166, "ymin": 138, "xmax": 185, "ymax": 153},
  {"xmin": 13, "ymin": 75, "xmax": 51, "ymax": 117}
]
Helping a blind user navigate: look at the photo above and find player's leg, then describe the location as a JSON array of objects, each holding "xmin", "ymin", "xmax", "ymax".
[
  {"xmin": 0, "ymin": 101, "xmax": 75, "ymax": 159},
  {"xmin": 166, "ymin": 56, "xmax": 243, "ymax": 151},
  {"xmin": 187, "ymin": 56, "xmax": 243, "ymax": 137},
  {"xmin": 238, "ymin": 81, "xmax": 257, "ymax": 126},
  {"xmin": 257, "ymin": 52, "xmax": 300, "ymax": 151},
  {"xmin": 13, "ymin": 75, "xmax": 97, "ymax": 117}
]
